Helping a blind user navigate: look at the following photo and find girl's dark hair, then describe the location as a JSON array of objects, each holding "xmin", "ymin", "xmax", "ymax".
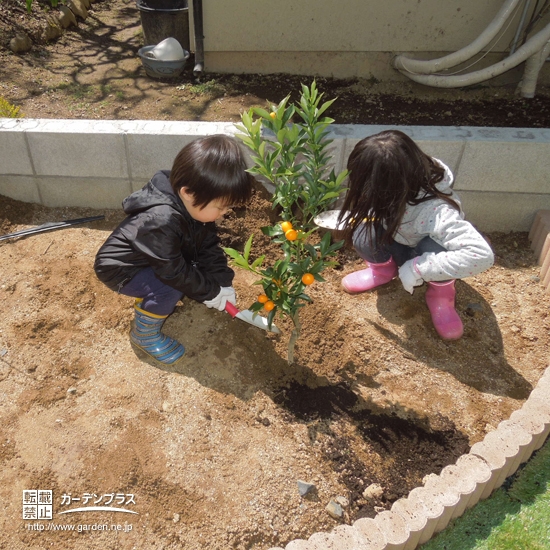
[
  {"xmin": 170, "ymin": 135, "xmax": 253, "ymax": 208},
  {"xmin": 338, "ymin": 130, "xmax": 460, "ymax": 246}
]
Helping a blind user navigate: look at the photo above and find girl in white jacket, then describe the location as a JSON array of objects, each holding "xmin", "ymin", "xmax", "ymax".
[{"xmin": 338, "ymin": 130, "xmax": 494, "ymax": 340}]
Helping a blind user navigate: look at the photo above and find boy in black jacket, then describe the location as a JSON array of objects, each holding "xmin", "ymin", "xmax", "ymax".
[{"xmin": 94, "ymin": 135, "xmax": 253, "ymax": 364}]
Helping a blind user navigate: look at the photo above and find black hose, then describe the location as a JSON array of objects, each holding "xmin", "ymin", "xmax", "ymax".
[{"xmin": 0, "ymin": 216, "xmax": 105, "ymax": 242}]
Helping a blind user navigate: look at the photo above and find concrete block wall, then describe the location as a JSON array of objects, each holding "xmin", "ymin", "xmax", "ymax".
[{"xmin": 1, "ymin": 119, "xmax": 550, "ymax": 233}]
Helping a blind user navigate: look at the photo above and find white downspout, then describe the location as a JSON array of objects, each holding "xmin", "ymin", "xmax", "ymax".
[
  {"xmin": 393, "ymin": 0, "xmax": 523, "ymax": 74},
  {"xmin": 519, "ymin": 39, "xmax": 550, "ymax": 96},
  {"xmin": 391, "ymin": 21, "xmax": 550, "ymax": 89}
]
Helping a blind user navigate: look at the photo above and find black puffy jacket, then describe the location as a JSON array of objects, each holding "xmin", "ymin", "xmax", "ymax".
[{"xmin": 94, "ymin": 170, "xmax": 233, "ymax": 302}]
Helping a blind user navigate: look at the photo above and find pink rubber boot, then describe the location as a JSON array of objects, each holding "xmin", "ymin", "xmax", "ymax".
[
  {"xmin": 342, "ymin": 257, "xmax": 398, "ymax": 293},
  {"xmin": 425, "ymin": 280, "xmax": 464, "ymax": 340}
]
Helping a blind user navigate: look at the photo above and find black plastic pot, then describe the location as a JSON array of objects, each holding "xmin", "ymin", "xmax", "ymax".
[{"xmin": 136, "ymin": 0, "xmax": 190, "ymax": 51}]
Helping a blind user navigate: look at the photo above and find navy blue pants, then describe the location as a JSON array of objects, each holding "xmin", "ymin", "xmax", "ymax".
[
  {"xmin": 118, "ymin": 267, "xmax": 183, "ymax": 316},
  {"xmin": 352, "ymin": 225, "xmax": 446, "ymax": 267}
]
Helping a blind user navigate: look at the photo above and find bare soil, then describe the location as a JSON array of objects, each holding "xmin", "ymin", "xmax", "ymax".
[
  {"xmin": 1, "ymin": 0, "xmax": 550, "ymax": 126},
  {"xmin": 1, "ymin": 186, "xmax": 549, "ymax": 549},
  {"xmin": 1, "ymin": 1, "xmax": 550, "ymax": 549}
]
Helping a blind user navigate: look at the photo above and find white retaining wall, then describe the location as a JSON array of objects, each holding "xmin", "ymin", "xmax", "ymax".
[{"xmin": 0, "ymin": 118, "xmax": 549, "ymax": 232}]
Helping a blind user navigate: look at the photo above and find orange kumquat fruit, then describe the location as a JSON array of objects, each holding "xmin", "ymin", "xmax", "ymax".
[
  {"xmin": 281, "ymin": 221, "xmax": 293, "ymax": 233},
  {"xmin": 285, "ymin": 229, "xmax": 298, "ymax": 241}
]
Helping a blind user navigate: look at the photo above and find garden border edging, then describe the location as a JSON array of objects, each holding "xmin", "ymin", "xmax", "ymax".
[{"xmin": 0, "ymin": 119, "xmax": 549, "ymax": 233}]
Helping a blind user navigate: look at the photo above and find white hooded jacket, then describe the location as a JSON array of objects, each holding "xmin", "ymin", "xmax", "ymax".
[{"xmin": 396, "ymin": 159, "xmax": 494, "ymax": 283}]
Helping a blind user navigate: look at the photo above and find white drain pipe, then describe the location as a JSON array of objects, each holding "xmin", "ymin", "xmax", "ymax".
[
  {"xmin": 392, "ymin": 21, "xmax": 550, "ymax": 91},
  {"xmin": 393, "ymin": 0, "xmax": 523, "ymax": 74},
  {"xmin": 520, "ymin": 38, "xmax": 550, "ymax": 96}
]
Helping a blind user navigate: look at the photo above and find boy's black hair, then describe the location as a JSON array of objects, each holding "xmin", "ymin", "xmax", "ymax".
[
  {"xmin": 170, "ymin": 135, "xmax": 253, "ymax": 208},
  {"xmin": 338, "ymin": 130, "xmax": 460, "ymax": 247}
]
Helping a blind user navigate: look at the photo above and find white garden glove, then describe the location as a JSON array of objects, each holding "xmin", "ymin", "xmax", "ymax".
[
  {"xmin": 398, "ymin": 260, "xmax": 423, "ymax": 295},
  {"xmin": 203, "ymin": 286, "xmax": 236, "ymax": 311}
]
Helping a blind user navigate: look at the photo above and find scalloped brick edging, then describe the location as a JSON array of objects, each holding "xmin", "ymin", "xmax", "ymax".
[
  {"xmin": 9, "ymin": 0, "xmax": 96, "ymax": 53},
  {"xmin": 269, "ymin": 365, "xmax": 550, "ymax": 550}
]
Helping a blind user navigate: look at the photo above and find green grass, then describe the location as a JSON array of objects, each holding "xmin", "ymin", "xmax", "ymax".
[
  {"xmin": 53, "ymin": 82, "xmax": 96, "ymax": 99},
  {"xmin": 422, "ymin": 438, "xmax": 550, "ymax": 549},
  {"xmin": 177, "ymin": 79, "xmax": 227, "ymax": 96}
]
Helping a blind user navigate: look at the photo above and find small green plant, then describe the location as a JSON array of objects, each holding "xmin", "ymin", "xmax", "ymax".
[
  {"xmin": 224, "ymin": 81, "xmax": 347, "ymax": 363},
  {"xmin": 237, "ymin": 81, "xmax": 347, "ymax": 227},
  {"xmin": 26, "ymin": 0, "xmax": 59, "ymax": 14},
  {"xmin": 178, "ymin": 79, "xmax": 226, "ymax": 96},
  {"xmin": 0, "ymin": 97, "xmax": 23, "ymax": 118}
]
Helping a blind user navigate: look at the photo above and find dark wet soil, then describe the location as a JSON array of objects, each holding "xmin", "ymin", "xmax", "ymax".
[{"xmin": 274, "ymin": 381, "xmax": 470, "ymax": 520}]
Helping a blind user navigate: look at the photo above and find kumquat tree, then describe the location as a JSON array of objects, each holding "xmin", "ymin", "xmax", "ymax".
[{"xmin": 224, "ymin": 82, "xmax": 348, "ymax": 363}]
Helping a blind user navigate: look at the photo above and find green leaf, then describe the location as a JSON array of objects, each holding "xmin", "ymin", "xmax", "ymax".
[
  {"xmin": 317, "ymin": 98, "xmax": 336, "ymax": 117},
  {"xmin": 223, "ymin": 247, "xmax": 243, "ymax": 260},
  {"xmin": 276, "ymin": 128, "xmax": 288, "ymax": 143},
  {"xmin": 254, "ymin": 141, "xmax": 264, "ymax": 161},
  {"xmin": 237, "ymin": 136, "xmax": 256, "ymax": 150},
  {"xmin": 241, "ymin": 110, "xmax": 252, "ymax": 128},
  {"xmin": 233, "ymin": 257, "xmax": 251, "ymax": 270},
  {"xmin": 253, "ymin": 107, "xmax": 271, "ymax": 119},
  {"xmin": 261, "ymin": 225, "xmax": 283, "ymax": 237},
  {"xmin": 303, "ymin": 243, "xmax": 317, "ymax": 258},
  {"xmin": 243, "ymin": 234, "xmax": 253, "ymax": 261},
  {"xmin": 335, "ymin": 169, "xmax": 349, "ymax": 186},
  {"xmin": 322, "ymin": 191, "xmax": 342, "ymax": 201},
  {"xmin": 251, "ymin": 255, "xmax": 265, "ymax": 269}
]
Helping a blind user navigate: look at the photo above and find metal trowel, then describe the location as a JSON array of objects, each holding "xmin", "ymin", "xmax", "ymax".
[
  {"xmin": 313, "ymin": 209, "xmax": 350, "ymax": 230},
  {"xmin": 225, "ymin": 302, "xmax": 281, "ymax": 333}
]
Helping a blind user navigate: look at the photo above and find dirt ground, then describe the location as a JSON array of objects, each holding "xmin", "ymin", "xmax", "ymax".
[
  {"xmin": 1, "ymin": 1, "xmax": 550, "ymax": 549},
  {"xmin": 1, "ymin": 185, "xmax": 549, "ymax": 549},
  {"xmin": 1, "ymin": 0, "xmax": 550, "ymax": 126}
]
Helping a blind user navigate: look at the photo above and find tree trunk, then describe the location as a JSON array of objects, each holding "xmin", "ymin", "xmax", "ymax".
[{"xmin": 287, "ymin": 312, "xmax": 301, "ymax": 364}]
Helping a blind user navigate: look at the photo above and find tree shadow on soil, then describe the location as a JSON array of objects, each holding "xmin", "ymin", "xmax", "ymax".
[
  {"xmin": 25, "ymin": 6, "xmax": 229, "ymax": 121},
  {"xmin": 373, "ymin": 279, "xmax": 532, "ymax": 400}
]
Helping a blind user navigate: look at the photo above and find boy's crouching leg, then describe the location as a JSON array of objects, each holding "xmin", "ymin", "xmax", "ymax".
[{"xmin": 130, "ymin": 301, "xmax": 185, "ymax": 364}]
